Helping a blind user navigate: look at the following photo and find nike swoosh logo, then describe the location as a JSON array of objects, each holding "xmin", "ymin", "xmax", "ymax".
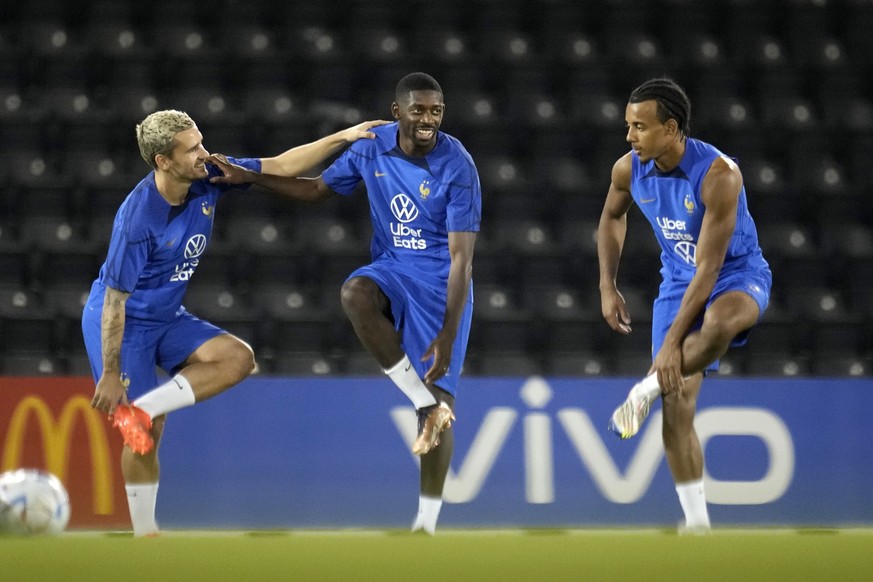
[
  {"xmin": 375, "ymin": 171, "xmax": 387, "ymax": 177},
  {"xmin": 404, "ymin": 364, "xmax": 412, "ymax": 372},
  {"xmin": 640, "ymin": 198, "xmax": 656, "ymax": 204}
]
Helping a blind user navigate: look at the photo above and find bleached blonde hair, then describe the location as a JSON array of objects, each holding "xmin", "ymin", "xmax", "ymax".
[{"xmin": 136, "ymin": 109, "xmax": 196, "ymax": 169}]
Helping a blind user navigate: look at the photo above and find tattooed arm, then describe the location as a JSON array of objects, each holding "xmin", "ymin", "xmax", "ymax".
[{"xmin": 90, "ymin": 286, "xmax": 131, "ymax": 414}]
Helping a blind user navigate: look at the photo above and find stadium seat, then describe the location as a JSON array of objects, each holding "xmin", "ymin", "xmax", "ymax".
[
  {"xmin": 447, "ymin": 89, "xmax": 498, "ymax": 130},
  {"xmin": 37, "ymin": 250, "xmax": 101, "ymax": 292},
  {"xmin": 543, "ymin": 31, "xmax": 602, "ymax": 67},
  {"xmin": 414, "ymin": 28, "xmax": 473, "ymax": 66},
  {"xmin": 0, "ymin": 287, "xmax": 57, "ymax": 354},
  {"xmin": 530, "ymin": 152, "xmax": 593, "ymax": 201},
  {"xmin": 255, "ymin": 285, "xmax": 334, "ymax": 354},
  {"xmin": 760, "ymin": 96, "xmax": 819, "ymax": 131},
  {"xmin": 469, "ymin": 284, "xmax": 534, "ymax": 355},
  {"xmin": 556, "ymin": 218, "xmax": 599, "ymax": 259},
  {"xmin": 609, "ymin": 351, "xmax": 656, "ymax": 378},
  {"xmin": 182, "ymin": 285, "xmax": 259, "ymax": 352},
  {"xmin": 0, "ymin": 219, "xmax": 31, "ymax": 287},
  {"xmin": 694, "ymin": 95, "xmax": 757, "ymax": 135},
  {"xmin": 671, "ymin": 33, "xmax": 727, "ymax": 69},
  {"xmin": 714, "ymin": 352, "xmax": 745, "ymax": 377},
  {"xmin": 475, "ymin": 154, "xmax": 527, "ymax": 199},
  {"xmin": 219, "ymin": 216, "xmax": 301, "ymax": 256},
  {"xmin": 757, "ymin": 222, "xmax": 818, "ymax": 260},
  {"xmin": 812, "ymin": 355, "xmax": 872, "ymax": 377},
  {"xmin": 167, "ymin": 88, "xmax": 241, "ymax": 128},
  {"xmin": 149, "ymin": 24, "xmax": 212, "ymax": 59},
  {"xmin": 570, "ymin": 93, "xmax": 625, "ymax": 130},
  {"xmin": 506, "ymin": 91, "xmax": 565, "ymax": 131},
  {"xmin": 242, "ymin": 89, "xmax": 310, "ymax": 127},
  {"xmin": 494, "ymin": 220, "xmax": 559, "ymax": 258},
  {"xmin": 1, "ymin": 353, "xmax": 63, "ymax": 375},
  {"xmin": 109, "ymin": 87, "xmax": 163, "ymax": 126},
  {"xmin": 745, "ymin": 351, "xmax": 810, "ymax": 377},
  {"xmin": 479, "ymin": 30, "xmax": 536, "ymax": 66},
  {"xmin": 21, "ymin": 215, "xmax": 94, "ymax": 252},
  {"xmin": 546, "ymin": 352, "xmax": 612, "ymax": 377},
  {"xmin": 43, "ymin": 284, "xmax": 90, "ymax": 320},
  {"xmin": 523, "ymin": 284, "xmax": 606, "ymax": 357},
  {"xmin": 476, "ymin": 352, "xmax": 543, "ymax": 377},
  {"xmin": 218, "ymin": 24, "xmax": 280, "ymax": 63},
  {"xmin": 750, "ymin": 318, "xmax": 803, "ymax": 359},
  {"xmin": 342, "ymin": 350, "xmax": 384, "ymax": 376}
]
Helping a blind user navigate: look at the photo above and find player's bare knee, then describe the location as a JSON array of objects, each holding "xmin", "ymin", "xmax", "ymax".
[
  {"xmin": 340, "ymin": 278, "xmax": 372, "ymax": 316},
  {"xmin": 227, "ymin": 340, "xmax": 256, "ymax": 380},
  {"xmin": 701, "ymin": 318, "xmax": 738, "ymax": 351}
]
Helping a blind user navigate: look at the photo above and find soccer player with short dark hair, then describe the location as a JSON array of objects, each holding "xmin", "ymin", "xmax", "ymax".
[{"xmin": 209, "ymin": 72, "xmax": 482, "ymax": 534}]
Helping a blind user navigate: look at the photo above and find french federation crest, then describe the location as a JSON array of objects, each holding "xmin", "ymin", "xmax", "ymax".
[{"xmin": 684, "ymin": 193, "xmax": 695, "ymax": 215}]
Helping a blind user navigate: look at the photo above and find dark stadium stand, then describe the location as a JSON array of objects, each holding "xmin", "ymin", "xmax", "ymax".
[{"xmin": 0, "ymin": 0, "xmax": 870, "ymax": 376}]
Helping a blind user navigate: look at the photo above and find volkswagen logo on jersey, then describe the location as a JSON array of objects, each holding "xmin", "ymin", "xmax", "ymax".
[
  {"xmin": 674, "ymin": 241, "xmax": 696, "ymax": 265},
  {"xmin": 390, "ymin": 194, "xmax": 419, "ymax": 223},
  {"xmin": 184, "ymin": 234, "xmax": 208, "ymax": 259}
]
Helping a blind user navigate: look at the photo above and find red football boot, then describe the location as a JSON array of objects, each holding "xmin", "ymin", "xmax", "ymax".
[{"xmin": 111, "ymin": 405, "xmax": 154, "ymax": 455}]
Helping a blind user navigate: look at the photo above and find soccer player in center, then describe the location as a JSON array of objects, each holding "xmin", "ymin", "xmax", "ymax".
[
  {"xmin": 598, "ymin": 78, "xmax": 771, "ymax": 533},
  {"xmin": 209, "ymin": 72, "xmax": 481, "ymax": 534}
]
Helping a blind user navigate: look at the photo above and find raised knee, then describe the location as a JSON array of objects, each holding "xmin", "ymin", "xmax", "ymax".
[
  {"xmin": 340, "ymin": 277, "xmax": 371, "ymax": 315},
  {"xmin": 701, "ymin": 318, "xmax": 737, "ymax": 348},
  {"xmin": 230, "ymin": 340, "xmax": 256, "ymax": 378}
]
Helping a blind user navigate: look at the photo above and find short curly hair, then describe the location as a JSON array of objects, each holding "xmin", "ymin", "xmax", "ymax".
[{"xmin": 136, "ymin": 110, "xmax": 196, "ymax": 169}]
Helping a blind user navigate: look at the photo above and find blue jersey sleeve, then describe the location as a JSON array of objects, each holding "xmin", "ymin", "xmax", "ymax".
[
  {"xmin": 103, "ymin": 200, "xmax": 153, "ymax": 294},
  {"xmin": 446, "ymin": 163, "xmax": 482, "ymax": 233},
  {"xmin": 322, "ymin": 145, "xmax": 365, "ymax": 196}
]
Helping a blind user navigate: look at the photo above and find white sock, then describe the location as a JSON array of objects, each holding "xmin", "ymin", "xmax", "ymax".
[
  {"xmin": 411, "ymin": 495, "xmax": 443, "ymax": 535},
  {"xmin": 631, "ymin": 372, "xmax": 661, "ymax": 402},
  {"xmin": 125, "ymin": 483, "xmax": 159, "ymax": 537},
  {"xmin": 134, "ymin": 374, "xmax": 196, "ymax": 418},
  {"xmin": 676, "ymin": 479, "xmax": 711, "ymax": 529},
  {"xmin": 384, "ymin": 355, "xmax": 437, "ymax": 410}
]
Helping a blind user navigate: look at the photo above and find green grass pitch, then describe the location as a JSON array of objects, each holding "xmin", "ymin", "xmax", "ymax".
[{"xmin": 2, "ymin": 528, "xmax": 872, "ymax": 581}]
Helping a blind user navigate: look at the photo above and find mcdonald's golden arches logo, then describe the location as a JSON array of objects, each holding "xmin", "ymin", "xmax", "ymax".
[{"xmin": 2, "ymin": 395, "xmax": 114, "ymax": 515}]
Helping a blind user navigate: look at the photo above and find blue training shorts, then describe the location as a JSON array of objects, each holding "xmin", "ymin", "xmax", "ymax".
[
  {"xmin": 652, "ymin": 268, "xmax": 772, "ymax": 372},
  {"xmin": 347, "ymin": 260, "xmax": 473, "ymax": 396},
  {"xmin": 82, "ymin": 298, "xmax": 225, "ymax": 399}
]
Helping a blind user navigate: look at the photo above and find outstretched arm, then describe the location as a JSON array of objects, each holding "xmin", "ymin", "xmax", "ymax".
[
  {"xmin": 597, "ymin": 152, "xmax": 635, "ymax": 335},
  {"xmin": 207, "ymin": 154, "xmax": 336, "ymax": 203},
  {"xmin": 422, "ymin": 231, "xmax": 477, "ymax": 385},
  {"xmin": 260, "ymin": 119, "xmax": 390, "ymax": 176}
]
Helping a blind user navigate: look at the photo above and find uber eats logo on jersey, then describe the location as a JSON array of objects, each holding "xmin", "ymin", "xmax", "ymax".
[
  {"xmin": 170, "ymin": 234, "xmax": 207, "ymax": 282},
  {"xmin": 657, "ymin": 216, "xmax": 696, "ymax": 266},
  {"xmin": 390, "ymin": 193, "xmax": 426, "ymax": 250}
]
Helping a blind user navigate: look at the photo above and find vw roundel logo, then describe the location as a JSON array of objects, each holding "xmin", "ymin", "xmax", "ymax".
[
  {"xmin": 390, "ymin": 194, "xmax": 419, "ymax": 223},
  {"xmin": 184, "ymin": 234, "xmax": 208, "ymax": 259},
  {"xmin": 674, "ymin": 241, "xmax": 696, "ymax": 266}
]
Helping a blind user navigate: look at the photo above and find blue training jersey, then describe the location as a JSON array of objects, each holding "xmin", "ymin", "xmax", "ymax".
[
  {"xmin": 88, "ymin": 157, "xmax": 261, "ymax": 322},
  {"xmin": 629, "ymin": 138, "xmax": 769, "ymax": 286},
  {"xmin": 322, "ymin": 122, "xmax": 481, "ymax": 282}
]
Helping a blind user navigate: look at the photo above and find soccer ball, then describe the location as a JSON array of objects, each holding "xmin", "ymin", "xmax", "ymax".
[{"xmin": 0, "ymin": 469, "xmax": 71, "ymax": 535}]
